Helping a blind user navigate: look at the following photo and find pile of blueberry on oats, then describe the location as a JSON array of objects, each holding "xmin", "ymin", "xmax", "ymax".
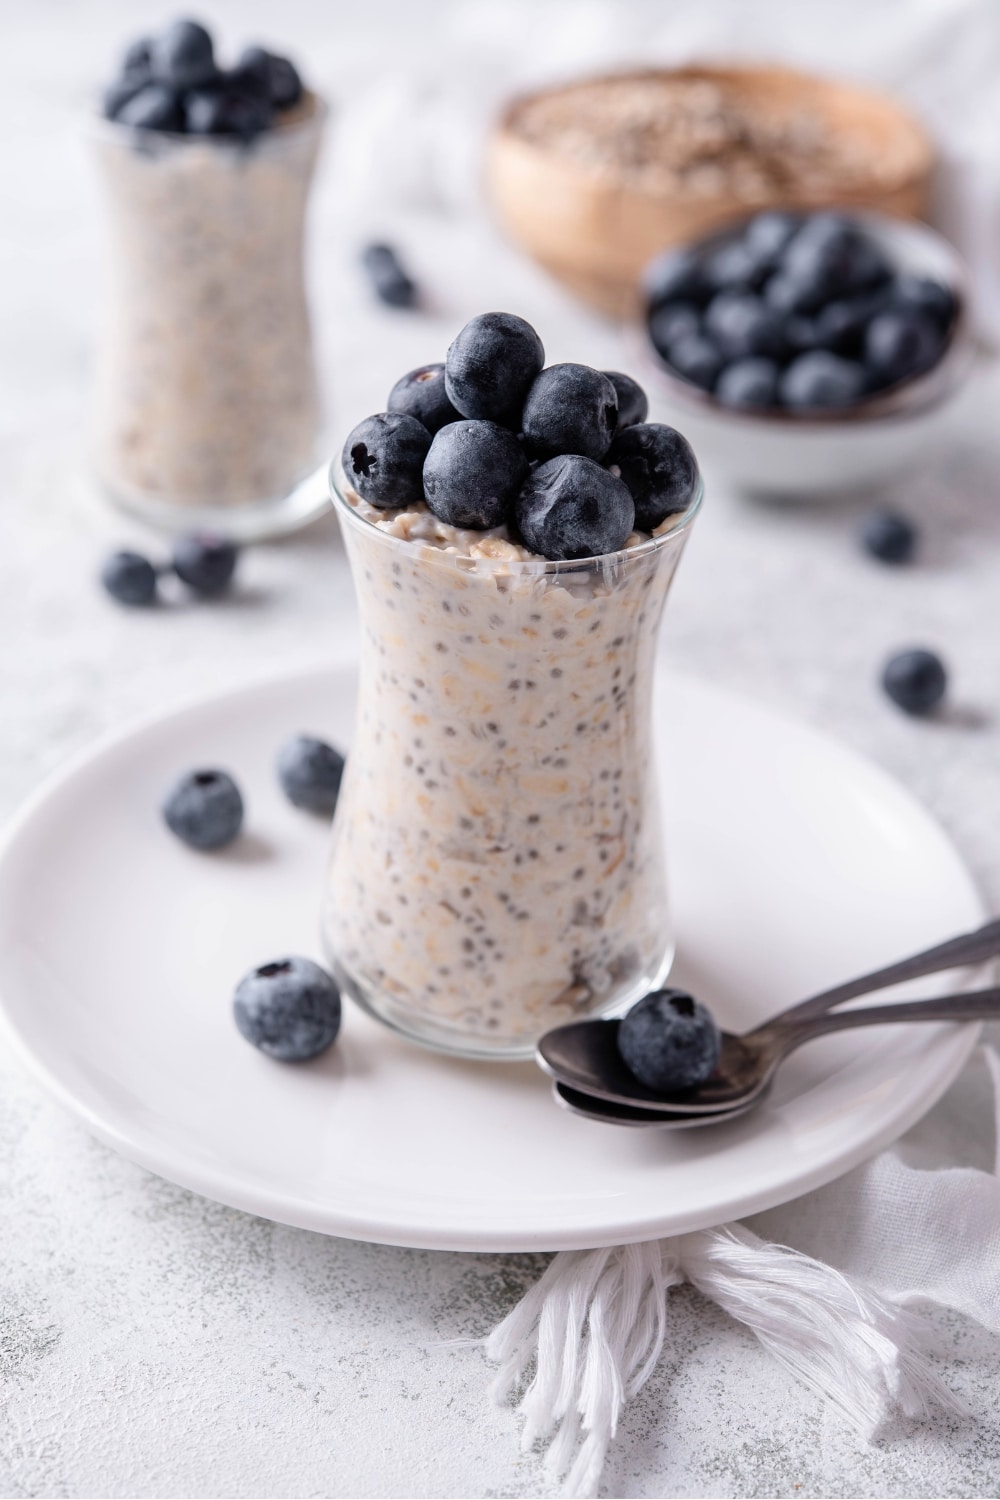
[{"xmin": 341, "ymin": 312, "xmax": 700, "ymax": 561}]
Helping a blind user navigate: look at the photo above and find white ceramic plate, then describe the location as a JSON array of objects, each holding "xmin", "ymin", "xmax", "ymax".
[{"xmin": 0, "ymin": 665, "xmax": 984, "ymax": 1251}]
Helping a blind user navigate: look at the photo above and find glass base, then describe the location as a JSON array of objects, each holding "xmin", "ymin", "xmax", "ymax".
[
  {"xmin": 325, "ymin": 937, "xmax": 677, "ymax": 1062},
  {"xmin": 100, "ymin": 461, "xmax": 331, "ymax": 542}
]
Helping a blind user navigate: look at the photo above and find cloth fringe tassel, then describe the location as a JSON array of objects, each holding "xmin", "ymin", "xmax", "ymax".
[{"xmin": 483, "ymin": 1224, "xmax": 962, "ymax": 1498}]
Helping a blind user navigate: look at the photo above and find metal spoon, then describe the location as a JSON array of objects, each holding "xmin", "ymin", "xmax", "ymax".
[
  {"xmin": 538, "ymin": 916, "xmax": 1000, "ymax": 1116},
  {"xmin": 548, "ymin": 986, "xmax": 1000, "ymax": 1127}
]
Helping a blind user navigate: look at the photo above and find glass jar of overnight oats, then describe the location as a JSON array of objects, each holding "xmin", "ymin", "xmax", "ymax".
[
  {"xmin": 322, "ymin": 465, "xmax": 702, "ymax": 1060},
  {"xmin": 90, "ymin": 97, "xmax": 326, "ymax": 539}
]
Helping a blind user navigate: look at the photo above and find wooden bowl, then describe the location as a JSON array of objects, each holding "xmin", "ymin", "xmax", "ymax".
[{"xmin": 486, "ymin": 65, "xmax": 934, "ymax": 318}]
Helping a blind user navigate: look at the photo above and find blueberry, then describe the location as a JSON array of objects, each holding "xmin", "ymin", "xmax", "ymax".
[
  {"xmin": 172, "ymin": 532, "xmax": 238, "ymax": 594},
  {"xmin": 387, "ymin": 364, "xmax": 461, "ymax": 435},
  {"xmin": 783, "ymin": 314, "xmax": 821, "ymax": 354},
  {"xmin": 617, "ymin": 988, "xmax": 721, "ymax": 1093},
  {"xmin": 642, "ymin": 248, "xmax": 706, "ymax": 309},
  {"xmin": 236, "ymin": 46, "xmax": 303, "ymax": 109},
  {"xmin": 860, "ymin": 508, "xmax": 918, "ymax": 565},
  {"xmin": 865, "ymin": 309, "xmax": 942, "ymax": 386},
  {"xmin": 277, "ymin": 735, "xmax": 345, "ymax": 815},
  {"xmin": 341, "ymin": 412, "xmax": 431, "ymax": 509},
  {"xmin": 763, "ymin": 271, "xmax": 816, "ymax": 317},
  {"xmin": 361, "ymin": 244, "xmax": 418, "ymax": 310},
  {"xmin": 892, "ymin": 274, "xmax": 955, "ymax": 329},
  {"xmin": 703, "ymin": 239, "xmax": 769, "ymax": 292},
  {"xmin": 100, "ymin": 550, "xmax": 158, "ymax": 606},
  {"xmin": 445, "ymin": 312, "xmax": 544, "ymax": 428},
  {"xmin": 881, "ymin": 648, "xmax": 947, "ymax": 716},
  {"xmin": 521, "ymin": 364, "xmax": 618, "ymax": 462},
  {"xmin": 603, "ymin": 371, "xmax": 648, "ymax": 429},
  {"xmin": 423, "ymin": 421, "xmax": 527, "ymax": 530},
  {"xmin": 514, "ymin": 455, "xmax": 634, "ymax": 561},
  {"xmin": 116, "ymin": 84, "xmax": 183, "ymax": 132},
  {"xmin": 605, "ymin": 422, "xmax": 699, "ymax": 531},
  {"xmin": 184, "ymin": 86, "xmax": 272, "ymax": 139},
  {"xmin": 233, "ymin": 957, "xmax": 341, "ymax": 1062},
  {"xmin": 162, "ymin": 769, "xmax": 243, "ymax": 850},
  {"xmin": 782, "ymin": 214, "xmax": 891, "ymax": 303},
  {"xmin": 704, "ymin": 292, "xmax": 786, "ymax": 360},
  {"xmin": 103, "ymin": 76, "xmax": 148, "ymax": 120},
  {"xmin": 744, "ymin": 210, "xmax": 801, "ymax": 262},
  {"xmin": 151, "ymin": 19, "xmax": 217, "ymax": 91},
  {"xmin": 664, "ymin": 332, "xmax": 723, "ymax": 390},
  {"xmin": 715, "ymin": 357, "xmax": 780, "ymax": 410},
  {"xmin": 122, "ymin": 36, "xmax": 154, "ymax": 79},
  {"xmin": 814, "ymin": 293, "xmax": 884, "ymax": 355},
  {"xmin": 648, "ymin": 300, "xmax": 700, "ymax": 356},
  {"xmin": 779, "ymin": 351, "xmax": 867, "ymax": 409}
]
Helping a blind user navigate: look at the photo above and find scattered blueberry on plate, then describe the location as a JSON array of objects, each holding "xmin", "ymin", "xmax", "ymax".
[
  {"xmin": 277, "ymin": 735, "xmax": 346, "ymax": 815},
  {"xmin": 162, "ymin": 768, "xmax": 244, "ymax": 849},
  {"xmin": 340, "ymin": 310, "xmax": 700, "ymax": 561},
  {"xmin": 645, "ymin": 210, "xmax": 957, "ymax": 412},
  {"xmin": 233, "ymin": 957, "xmax": 342, "ymax": 1061},
  {"xmin": 881, "ymin": 648, "xmax": 948, "ymax": 717},
  {"xmin": 101, "ymin": 18, "xmax": 304, "ymax": 141},
  {"xmin": 616, "ymin": 988, "xmax": 721, "ymax": 1093},
  {"xmin": 101, "ymin": 550, "xmax": 158, "ymax": 606}
]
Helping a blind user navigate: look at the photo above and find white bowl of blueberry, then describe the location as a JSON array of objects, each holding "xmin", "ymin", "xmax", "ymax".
[{"xmin": 640, "ymin": 209, "xmax": 972, "ymax": 499}]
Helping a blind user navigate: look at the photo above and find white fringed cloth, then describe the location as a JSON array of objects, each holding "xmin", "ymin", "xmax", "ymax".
[{"xmin": 473, "ymin": 1044, "xmax": 1000, "ymax": 1497}]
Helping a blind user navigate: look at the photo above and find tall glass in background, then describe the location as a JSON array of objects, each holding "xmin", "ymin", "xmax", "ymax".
[
  {"xmin": 90, "ymin": 98, "xmax": 327, "ymax": 539},
  {"xmin": 322, "ymin": 469, "xmax": 703, "ymax": 1060}
]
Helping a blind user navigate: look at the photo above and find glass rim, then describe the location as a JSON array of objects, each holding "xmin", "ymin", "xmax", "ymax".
[
  {"xmin": 86, "ymin": 87, "xmax": 327, "ymax": 150},
  {"xmin": 327, "ymin": 458, "xmax": 704, "ymax": 576}
]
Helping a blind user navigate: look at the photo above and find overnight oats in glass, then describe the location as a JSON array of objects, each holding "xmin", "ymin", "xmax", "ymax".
[
  {"xmin": 323, "ymin": 314, "xmax": 703, "ymax": 1058},
  {"xmin": 91, "ymin": 20, "xmax": 325, "ymax": 538}
]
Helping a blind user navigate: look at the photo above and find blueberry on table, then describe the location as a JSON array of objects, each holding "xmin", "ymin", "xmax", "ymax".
[
  {"xmin": 236, "ymin": 45, "xmax": 303, "ymax": 108},
  {"xmin": 704, "ymin": 292, "xmax": 785, "ymax": 360},
  {"xmin": 361, "ymin": 244, "xmax": 418, "ymax": 310},
  {"xmin": 100, "ymin": 550, "xmax": 158, "ymax": 606},
  {"xmin": 341, "ymin": 412, "xmax": 432, "ymax": 509},
  {"xmin": 387, "ymin": 364, "xmax": 460, "ymax": 435},
  {"xmin": 603, "ymin": 371, "xmax": 648, "ymax": 430},
  {"xmin": 664, "ymin": 332, "xmax": 722, "ymax": 390},
  {"xmin": 172, "ymin": 532, "xmax": 238, "ymax": 594},
  {"xmin": 162, "ymin": 769, "xmax": 243, "ymax": 850},
  {"xmin": 277, "ymin": 735, "xmax": 345, "ymax": 815},
  {"xmin": 860, "ymin": 508, "xmax": 918, "ymax": 565},
  {"xmin": 865, "ymin": 309, "xmax": 942, "ymax": 386},
  {"xmin": 648, "ymin": 300, "xmax": 700, "ymax": 356},
  {"xmin": 715, "ymin": 357, "xmax": 780, "ymax": 410},
  {"xmin": 234, "ymin": 957, "xmax": 341, "ymax": 1062},
  {"xmin": 423, "ymin": 420, "xmax": 527, "ymax": 529},
  {"xmin": 882, "ymin": 648, "xmax": 947, "ymax": 716},
  {"xmin": 779, "ymin": 351, "xmax": 867, "ymax": 409},
  {"xmin": 116, "ymin": 84, "xmax": 183, "ymax": 132},
  {"xmin": 642, "ymin": 247, "xmax": 706, "ymax": 309},
  {"xmin": 605, "ymin": 422, "xmax": 700, "ymax": 532},
  {"xmin": 521, "ymin": 364, "xmax": 618, "ymax": 462},
  {"xmin": 515, "ymin": 455, "xmax": 634, "ymax": 561},
  {"xmin": 151, "ymin": 19, "xmax": 217, "ymax": 91},
  {"xmin": 617, "ymin": 988, "xmax": 721, "ymax": 1093},
  {"xmin": 444, "ymin": 312, "xmax": 544, "ymax": 428}
]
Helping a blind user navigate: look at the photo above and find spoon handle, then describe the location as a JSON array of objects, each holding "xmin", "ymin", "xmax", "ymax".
[
  {"xmin": 779, "ymin": 916, "xmax": 1000, "ymax": 1023},
  {"xmin": 769, "ymin": 985, "xmax": 1000, "ymax": 1049}
]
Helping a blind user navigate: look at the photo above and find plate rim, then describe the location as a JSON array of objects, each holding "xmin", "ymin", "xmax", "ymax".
[{"xmin": 0, "ymin": 661, "xmax": 986, "ymax": 1252}]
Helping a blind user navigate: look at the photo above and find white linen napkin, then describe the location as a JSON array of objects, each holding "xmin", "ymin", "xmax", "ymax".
[{"xmin": 473, "ymin": 1042, "xmax": 1000, "ymax": 1497}]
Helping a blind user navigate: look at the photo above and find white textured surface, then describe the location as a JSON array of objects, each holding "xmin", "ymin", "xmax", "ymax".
[{"xmin": 3, "ymin": 3, "xmax": 1000, "ymax": 1496}]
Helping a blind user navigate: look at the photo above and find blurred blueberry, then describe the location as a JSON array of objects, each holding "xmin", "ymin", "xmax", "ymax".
[
  {"xmin": 865, "ymin": 309, "xmax": 942, "ymax": 386},
  {"xmin": 704, "ymin": 292, "xmax": 786, "ymax": 359},
  {"xmin": 116, "ymin": 84, "xmax": 183, "ymax": 131},
  {"xmin": 881, "ymin": 648, "xmax": 947, "ymax": 716},
  {"xmin": 162, "ymin": 769, "xmax": 243, "ymax": 850},
  {"xmin": 172, "ymin": 532, "xmax": 238, "ymax": 594},
  {"xmin": 892, "ymin": 273, "xmax": 956, "ymax": 328},
  {"xmin": 664, "ymin": 332, "xmax": 723, "ymax": 390},
  {"xmin": 151, "ymin": 19, "xmax": 217, "ymax": 91},
  {"xmin": 341, "ymin": 412, "xmax": 431, "ymax": 509},
  {"xmin": 780, "ymin": 351, "xmax": 867, "ymax": 409},
  {"xmin": 521, "ymin": 364, "xmax": 618, "ymax": 462},
  {"xmin": 184, "ymin": 86, "xmax": 272, "ymax": 138},
  {"xmin": 617, "ymin": 988, "xmax": 720, "ymax": 1093},
  {"xmin": 605, "ymin": 422, "xmax": 699, "ymax": 531},
  {"xmin": 277, "ymin": 735, "xmax": 345, "ymax": 815},
  {"xmin": 101, "ymin": 550, "xmax": 158, "ymax": 606},
  {"xmin": 422, "ymin": 420, "xmax": 527, "ymax": 529},
  {"xmin": 648, "ymin": 300, "xmax": 700, "ymax": 356},
  {"xmin": 387, "ymin": 364, "xmax": 460, "ymax": 435},
  {"xmin": 236, "ymin": 45, "xmax": 303, "ymax": 108},
  {"xmin": 361, "ymin": 244, "xmax": 418, "ymax": 309},
  {"xmin": 233, "ymin": 957, "xmax": 341, "ymax": 1062},
  {"xmin": 744, "ymin": 210, "xmax": 801, "ymax": 262},
  {"xmin": 860, "ymin": 508, "xmax": 918, "ymax": 565},
  {"xmin": 715, "ymin": 357, "xmax": 780, "ymax": 410},
  {"xmin": 515, "ymin": 455, "xmax": 634, "ymax": 560},
  {"xmin": 642, "ymin": 247, "xmax": 707, "ymax": 309},
  {"xmin": 103, "ymin": 75, "xmax": 148, "ymax": 121},
  {"xmin": 603, "ymin": 371, "xmax": 648, "ymax": 429},
  {"xmin": 703, "ymin": 238, "xmax": 769, "ymax": 292}
]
